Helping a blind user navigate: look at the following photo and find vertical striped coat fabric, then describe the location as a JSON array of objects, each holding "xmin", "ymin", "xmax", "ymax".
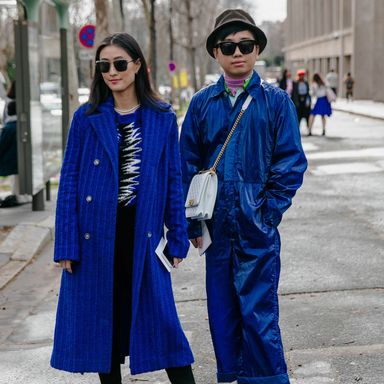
[{"xmin": 50, "ymin": 98, "xmax": 194, "ymax": 374}]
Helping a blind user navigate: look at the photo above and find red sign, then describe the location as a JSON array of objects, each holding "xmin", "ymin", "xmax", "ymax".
[{"xmin": 79, "ymin": 25, "xmax": 96, "ymax": 48}]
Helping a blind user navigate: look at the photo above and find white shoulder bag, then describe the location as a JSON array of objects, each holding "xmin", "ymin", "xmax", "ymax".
[{"xmin": 185, "ymin": 94, "xmax": 253, "ymax": 221}]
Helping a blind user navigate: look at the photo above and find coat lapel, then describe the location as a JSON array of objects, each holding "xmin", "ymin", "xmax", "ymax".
[{"xmin": 88, "ymin": 98, "xmax": 118, "ymax": 183}]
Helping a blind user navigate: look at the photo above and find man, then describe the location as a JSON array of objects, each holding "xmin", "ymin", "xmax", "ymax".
[
  {"xmin": 344, "ymin": 72, "xmax": 354, "ymax": 101},
  {"xmin": 291, "ymin": 69, "xmax": 311, "ymax": 132},
  {"xmin": 326, "ymin": 68, "xmax": 338, "ymax": 96},
  {"xmin": 180, "ymin": 9, "xmax": 307, "ymax": 384}
]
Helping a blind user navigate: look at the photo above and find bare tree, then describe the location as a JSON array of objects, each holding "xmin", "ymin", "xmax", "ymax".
[
  {"xmin": 94, "ymin": 0, "xmax": 110, "ymax": 46},
  {"xmin": 139, "ymin": 0, "xmax": 157, "ymax": 87},
  {"xmin": 0, "ymin": 7, "xmax": 16, "ymax": 84}
]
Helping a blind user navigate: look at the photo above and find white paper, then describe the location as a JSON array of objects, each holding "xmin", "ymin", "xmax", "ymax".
[
  {"xmin": 155, "ymin": 237, "xmax": 173, "ymax": 272},
  {"xmin": 199, "ymin": 221, "xmax": 212, "ymax": 256}
]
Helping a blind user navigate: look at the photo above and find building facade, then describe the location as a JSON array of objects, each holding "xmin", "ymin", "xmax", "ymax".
[{"xmin": 284, "ymin": 0, "xmax": 384, "ymax": 101}]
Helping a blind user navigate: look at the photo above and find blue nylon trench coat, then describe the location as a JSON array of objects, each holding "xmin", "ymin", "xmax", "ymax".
[
  {"xmin": 51, "ymin": 98, "xmax": 194, "ymax": 374},
  {"xmin": 180, "ymin": 72, "xmax": 307, "ymax": 383},
  {"xmin": 181, "ymin": 71, "xmax": 307, "ymax": 240}
]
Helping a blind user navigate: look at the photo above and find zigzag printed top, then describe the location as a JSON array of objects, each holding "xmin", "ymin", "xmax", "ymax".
[{"xmin": 115, "ymin": 109, "xmax": 142, "ymax": 207}]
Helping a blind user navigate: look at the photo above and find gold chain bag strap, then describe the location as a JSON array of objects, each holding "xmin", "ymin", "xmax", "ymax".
[{"xmin": 185, "ymin": 94, "xmax": 253, "ymax": 221}]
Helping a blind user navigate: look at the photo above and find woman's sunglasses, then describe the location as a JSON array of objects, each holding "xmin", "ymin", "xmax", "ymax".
[
  {"xmin": 95, "ymin": 59, "xmax": 134, "ymax": 73},
  {"xmin": 215, "ymin": 40, "xmax": 257, "ymax": 56}
]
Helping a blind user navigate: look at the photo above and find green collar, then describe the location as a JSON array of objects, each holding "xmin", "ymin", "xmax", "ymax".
[{"xmin": 224, "ymin": 76, "xmax": 252, "ymax": 95}]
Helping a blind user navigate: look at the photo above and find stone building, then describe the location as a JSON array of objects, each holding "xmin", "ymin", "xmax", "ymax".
[{"xmin": 284, "ymin": 0, "xmax": 384, "ymax": 101}]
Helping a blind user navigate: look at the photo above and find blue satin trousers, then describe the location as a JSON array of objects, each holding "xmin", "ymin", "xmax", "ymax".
[{"xmin": 205, "ymin": 224, "xmax": 290, "ymax": 384}]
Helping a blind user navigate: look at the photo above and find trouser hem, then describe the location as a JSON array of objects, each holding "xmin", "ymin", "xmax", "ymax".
[
  {"xmin": 217, "ymin": 371, "xmax": 238, "ymax": 382},
  {"xmin": 237, "ymin": 373, "xmax": 290, "ymax": 384}
]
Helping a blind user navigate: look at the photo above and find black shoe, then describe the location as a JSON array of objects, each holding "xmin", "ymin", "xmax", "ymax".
[{"xmin": 0, "ymin": 195, "xmax": 19, "ymax": 208}]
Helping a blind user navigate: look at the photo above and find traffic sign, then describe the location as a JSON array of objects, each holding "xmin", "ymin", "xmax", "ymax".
[
  {"xmin": 79, "ymin": 25, "xmax": 96, "ymax": 48},
  {"xmin": 168, "ymin": 61, "xmax": 176, "ymax": 72}
]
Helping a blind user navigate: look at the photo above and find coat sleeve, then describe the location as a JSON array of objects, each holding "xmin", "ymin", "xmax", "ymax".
[
  {"xmin": 164, "ymin": 115, "xmax": 190, "ymax": 259},
  {"xmin": 263, "ymin": 93, "xmax": 308, "ymax": 227},
  {"xmin": 54, "ymin": 109, "xmax": 83, "ymax": 262},
  {"xmin": 179, "ymin": 98, "xmax": 203, "ymax": 239}
]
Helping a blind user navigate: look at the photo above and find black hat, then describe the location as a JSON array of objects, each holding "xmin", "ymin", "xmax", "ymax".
[{"xmin": 206, "ymin": 9, "xmax": 267, "ymax": 58}]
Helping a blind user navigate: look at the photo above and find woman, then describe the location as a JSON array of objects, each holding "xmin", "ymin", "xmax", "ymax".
[
  {"xmin": 278, "ymin": 68, "xmax": 293, "ymax": 97},
  {"xmin": 308, "ymin": 73, "xmax": 332, "ymax": 136},
  {"xmin": 51, "ymin": 33, "xmax": 196, "ymax": 384},
  {"xmin": 2, "ymin": 80, "xmax": 15, "ymax": 125}
]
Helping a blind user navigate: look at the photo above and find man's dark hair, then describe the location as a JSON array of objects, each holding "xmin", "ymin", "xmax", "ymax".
[{"xmin": 214, "ymin": 25, "xmax": 257, "ymax": 45}]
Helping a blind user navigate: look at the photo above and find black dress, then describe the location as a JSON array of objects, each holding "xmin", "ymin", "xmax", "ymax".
[{"xmin": 113, "ymin": 108, "xmax": 142, "ymax": 362}]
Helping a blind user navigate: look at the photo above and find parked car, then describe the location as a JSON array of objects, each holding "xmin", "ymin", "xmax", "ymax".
[{"xmin": 78, "ymin": 87, "xmax": 90, "ymax": 104}]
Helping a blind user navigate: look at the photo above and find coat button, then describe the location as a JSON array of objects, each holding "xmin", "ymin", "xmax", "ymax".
[
  {"xmin": 93, "ymin": 159, "xmax": 100, "ymax": 166},
  {"xmin": 86, "ymin": 195, "xmax": 93, "ymax": 203},
  {"xmin": 147, "ymin": 231, "xmax": 152, "ymax": 238},
  {"xmin": 84, "ymin": 233, "xmax": 91, "ymax": 240}
]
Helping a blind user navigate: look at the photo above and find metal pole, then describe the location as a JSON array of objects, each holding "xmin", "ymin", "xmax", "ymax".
[
  {"xmin": 32, "ymin": 188, "xmax": 44, "ymax": 211},
  {"xmin": 60, "ymin": 28, "xmax": 70, "ymax": 151},
  {"xmin": 168, "ymin": 0, "xmax": 174, "ymax": 104},
  {"xmin": 338, "ymin": 0, "xmax": 345, "ymax": 97},
  {"xmin": 150, "ymin": 0, "xmax": 157, "ymax": 89},
  {"xmin": 46, "ymin": 180, "xmax": 51, "ymax": 201},
  {"xmin": 14, "ymin": 19, "xmax": 32, "ymax": 195}
]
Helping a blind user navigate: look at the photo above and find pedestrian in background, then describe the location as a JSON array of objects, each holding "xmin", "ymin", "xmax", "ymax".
[
  {"xmin": 2, "ymin": 80, "xmax": 15, "ymax": 125},
  {"xmin": 51, "ymin": 33, "xmax": 196, "ymax": 384},
  {"xmin": 326, "ymin": 68, "xmax": 338, "ymax": 96},
  {"xmin": 291, "ymin": 69, "xmax": 311, "ymax": 132},
  {"xmin": 278, "ymin": 68, "xmax": 293, "ymax": 97},
  {"xmin": 344, "ymin": 72, "xmax": 355, "ymax": 102},
  {"xmin": 0, "ymin": 100, "xmax": 19, "ymax": 208},
  {"xmin": 181, "ymin": 9, "xmax": 307, "ymax": 384},
  {"xmin": 308, "ymin": 73, "xmax": 332, "ymax": 136}
]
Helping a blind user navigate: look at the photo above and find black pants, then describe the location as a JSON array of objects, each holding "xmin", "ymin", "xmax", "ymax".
[{"xmin": 99, "ymin": 205, "xmax": 195, "ymax": 384}]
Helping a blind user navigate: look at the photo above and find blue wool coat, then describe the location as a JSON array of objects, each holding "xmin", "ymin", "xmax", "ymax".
[{"xmin": 51, "ymin": 98, "xmax": 194, "ymax": 374}]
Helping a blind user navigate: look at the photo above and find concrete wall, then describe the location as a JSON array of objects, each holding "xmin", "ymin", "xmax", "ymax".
[
  {"xmin": 373, "ymin": 0, "xmax": 384, "ymax": 102},
  {"xmin": 284, "ymin": 0, "xmax": 384, "ymax": 101}
]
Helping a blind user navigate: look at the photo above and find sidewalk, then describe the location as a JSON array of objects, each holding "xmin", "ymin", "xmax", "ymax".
[
  {"xmin": 0, "ymin": 188, "xmax": 56, "ymax": 290},
  {"xmin": 332, "ymin": 98, "xmax": 384, "ymax": 120}
]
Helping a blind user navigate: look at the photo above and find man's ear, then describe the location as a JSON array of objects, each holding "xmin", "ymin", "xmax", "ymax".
[
  {"xmin": 213, "ymin": 47, "xmax": 219, "ymax": 60},
  {"xmin": 255, "ymin": 45, "xmax": 260, "ymax": 55}
]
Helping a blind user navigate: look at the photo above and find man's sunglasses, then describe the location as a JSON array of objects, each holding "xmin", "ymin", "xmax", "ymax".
[
  {"xmin": 95, "ymin": 59, "xmax": 134, "ymax": 73},
  {"xmin": 215, "ymin": 40, "xmax": 257, "ymax": 56}
]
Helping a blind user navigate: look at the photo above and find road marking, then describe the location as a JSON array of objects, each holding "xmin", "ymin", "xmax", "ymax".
[
  {"xmin": 302, "ymin": 142, "xmax": 320, "ymax": 152},
  {"xmin": 306, "ymin": 147, "xmax": 384, "ymax": 160},
  {"xmin": 311, "ymin": 162, "xmax": 384, "ymax": 176}
]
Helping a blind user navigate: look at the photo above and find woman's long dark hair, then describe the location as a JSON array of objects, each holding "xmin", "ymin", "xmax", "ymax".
[
  {"xmin": 87, "ymin": 33, "xmax": 164, "ymax": 114},
  {"xmin": 313, "ymin": 73, "xmax": 325, "ymax": 86},
  {"xmin": 7, "ymin": 80, "xmax": 15, "ymax": 99}
]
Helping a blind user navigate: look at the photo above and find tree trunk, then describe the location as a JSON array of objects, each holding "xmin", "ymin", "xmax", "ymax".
[
  {"xmin": 67, "ymin": 26, "xmax": 79, "ymax": 117},
  {"xmin": 185, "ymin": 1, "xmax": 198, "ymax": 91},
  {"xmin": 94, "ymin": 0, "xmax": 110, "ymax": 47},
  {"xmin": 150, "ymin": 0, "xmax": 157, "ymax": 88}
]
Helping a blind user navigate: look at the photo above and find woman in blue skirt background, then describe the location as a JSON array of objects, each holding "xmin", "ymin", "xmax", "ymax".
[{"xmin": 308, "ymin": 73, "xmax": 332, "ymax": 136}]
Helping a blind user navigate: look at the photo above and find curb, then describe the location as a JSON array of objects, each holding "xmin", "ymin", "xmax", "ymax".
[
  {"xmin": 332, "ymin": 106, "xmax": 384, "ymax": 121},
  {"xmin": 0, "ymin": 217, "xmax": 55, "ymax": 290}
]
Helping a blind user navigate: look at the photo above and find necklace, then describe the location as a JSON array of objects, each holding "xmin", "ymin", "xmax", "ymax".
[{"xmin": 114, "ymin": 104, "xmax": 141, "ymax": 114}]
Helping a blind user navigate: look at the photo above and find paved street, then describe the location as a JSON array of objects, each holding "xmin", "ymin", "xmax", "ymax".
[{"xmin": 0, "ymin": 110, "xmax": 383, "ymax": 383}]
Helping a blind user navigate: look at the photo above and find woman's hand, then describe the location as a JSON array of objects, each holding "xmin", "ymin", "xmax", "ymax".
[
  {"xmin": 173, "ymin": 258, "xmax": 183, "ymax": 268},
  {"xmin": 190, "ymin": 237, "xmax": 203, "ymax": 249},
  {"xmin": 59, "ymin": 260, "xmax": 73, "ymax": 273}
]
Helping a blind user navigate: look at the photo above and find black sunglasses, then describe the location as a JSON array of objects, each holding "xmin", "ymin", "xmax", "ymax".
[
  {"xmin": 95, "ymin": 59, "xmax": 134, "ymax": 73},
  {"xmin": 215, "ymin": 40, "xmax": 257, "ymax": 56}
]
